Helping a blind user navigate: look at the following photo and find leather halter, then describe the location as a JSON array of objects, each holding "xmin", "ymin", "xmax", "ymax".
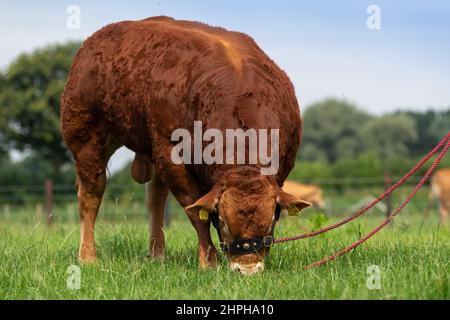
[{"xmin": 211, "ymin": 205, "xmax": 281, "ymax": 254}]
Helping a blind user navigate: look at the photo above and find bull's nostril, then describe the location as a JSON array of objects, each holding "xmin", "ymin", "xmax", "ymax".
[{"xmin": 230, "ymin": 262, "xmax": 241, "ymax": 273}]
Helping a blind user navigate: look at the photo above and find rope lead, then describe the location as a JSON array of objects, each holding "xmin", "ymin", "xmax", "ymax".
[{"xmin": 274, "ymin": 132, "xmax": 450, "ymax": 269}]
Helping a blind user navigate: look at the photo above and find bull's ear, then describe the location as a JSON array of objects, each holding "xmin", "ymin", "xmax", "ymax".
[
  {"xmin": 184, "ymin": 188, "xmax": 220, "ymax": 221},
  {"xmin": 276, "ymin": 190, "xmax": 311, "ymax": 216}
]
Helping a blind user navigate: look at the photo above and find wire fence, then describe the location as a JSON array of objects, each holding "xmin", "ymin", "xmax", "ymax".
[
  {"xmin": 0, "ymin": 174, "xmax": 434, "ymax": 225},
  {"xmin": 0, "ymin": 176, "xmax": 427, "ymax": 212},
  {"xmin": 0, "ymin": 175, "xmax": 429, "ymax": 201}
]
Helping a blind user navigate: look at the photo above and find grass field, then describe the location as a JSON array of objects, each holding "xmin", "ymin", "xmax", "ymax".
[{"xmin": 0, "ymin": 196, "xmax": 449, "ymax": 300}]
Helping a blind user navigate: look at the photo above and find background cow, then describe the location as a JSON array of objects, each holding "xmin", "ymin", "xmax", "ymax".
[
  {"xmin": 282, "ymin": 180, "xmax": 325, "ymax": 209},
  {"xmin": 425, "ymin": 168, "xmax": 450, "ymax": 224},
  {"xmin": 61, "ymin": 16, "xmax": 308, "ymax": 275}
]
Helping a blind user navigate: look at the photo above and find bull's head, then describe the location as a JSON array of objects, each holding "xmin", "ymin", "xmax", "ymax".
[{"xmin": 185, "ymin": 168, "xmax": 310, "ymax": 275}]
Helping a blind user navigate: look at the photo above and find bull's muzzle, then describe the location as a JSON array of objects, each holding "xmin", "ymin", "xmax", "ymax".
[
  {"xmin": 230, "ymin": 261, "xmax": 265, "ymax": 275},
  {"xmin": 228, "ymin": 252, "xmax": 266, "ymax": 275}
]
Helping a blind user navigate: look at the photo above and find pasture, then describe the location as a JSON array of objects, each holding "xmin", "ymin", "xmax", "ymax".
[
  {"xmin": 1, "ymin": 187, "xmax": 448, "ymax": 300},
  {"xmin": 1, "ymin": 1, "xmax": 449, "ymax": 304}
]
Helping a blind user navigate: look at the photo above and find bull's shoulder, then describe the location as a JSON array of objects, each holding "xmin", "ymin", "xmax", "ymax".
[{"xmin": 134, "ymin": 17, "xmax": 255, "ymax": 51}]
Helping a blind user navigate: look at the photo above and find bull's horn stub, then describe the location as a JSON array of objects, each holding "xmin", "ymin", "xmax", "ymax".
[
  {"xmin": 199, "ymin": 208, "xmax": 209, "ymax": 221},
  {"xmin": 288, "ymin": 207, "xmax": 300, "ymax": 216}
]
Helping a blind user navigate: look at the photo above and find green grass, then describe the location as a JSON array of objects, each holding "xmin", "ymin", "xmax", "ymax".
[{"xmin": 0, "ymin": 204, "xmax": 449, "ymax": 299}]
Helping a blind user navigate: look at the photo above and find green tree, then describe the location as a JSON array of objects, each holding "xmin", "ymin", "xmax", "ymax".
[
  {"xmin": 0, "ymin": 42, "xmax": 81, "ymax": 172},
  {"xmin": 0, "ymin": 73, "xmax": 7, "ymax": 157},
  {"xmin": 300, "ymin": 98, "xmax": 372, "ymax": 162},
  {"xmin": 429, "ymin": 110, "xmax": 450, "ymax": 141},
  {"xmin": 399, "ymin": 110, "xmax": 437, "ymax": 155},
  {"xmin": 0, "ymin": 153, "xmax": 76, "ymax": 187},
  {"xmin": 359, "ymin": 114, "xmax": 417, "ymax": 160}
]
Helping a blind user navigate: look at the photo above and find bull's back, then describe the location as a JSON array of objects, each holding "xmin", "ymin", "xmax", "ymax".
[
  {"xmin": 62, "ymin": 17, "xmax": 256, "ymax": 147},
  {"xmin": 64, "ymin": 16, "xmax": 251, "ymax": 105},
  {"xmin": 61, "ymin": 17, "xmax": 244, "ymax": 152}
]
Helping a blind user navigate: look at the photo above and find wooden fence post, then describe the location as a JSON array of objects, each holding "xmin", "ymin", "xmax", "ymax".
[
  {"xmin": 45, "ymin": 179, "xmax": 53, "ymax": 226},
  {"xmin": 384, "ymin": 172, "xmax": 392, "ymax": 218}
]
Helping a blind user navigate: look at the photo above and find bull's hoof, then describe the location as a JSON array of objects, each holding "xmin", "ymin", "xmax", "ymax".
[
  {"xmin": 199, "ymin": 256, "xmax": 219, "ymax": 269},
  {"xmin": 149, "ymin": 243, "xmax": 165, "ymax": 261},
  {"xmin": 148, "ymin": 252, "xmax": 165, "ymax": 262},
  {"xmin": 199, "ymin": 262, "xmax": 218, "ymax": 269},
  {"xmin": 78, "ymin": 246, "xmax": 98, "ymax": 264},
  {"xmin": 78, "ymin": 254, "xmax": 98, "ymax": 264}
]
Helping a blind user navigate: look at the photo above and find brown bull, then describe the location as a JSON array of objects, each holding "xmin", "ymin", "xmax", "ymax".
[
  {"xmin": 61, "ymin": 16, "xmax": 309, "ymax": 275},
  {"xmin": 282, "ymin": 180, "xmax": 325, "ymax": 209},
  {"xmin": 425, "ymin": 168, "xmax": 450, "ymax": 224}
]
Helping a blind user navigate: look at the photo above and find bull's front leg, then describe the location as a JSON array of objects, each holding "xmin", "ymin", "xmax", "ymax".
[
  {"xmin": 187, "ymin": 216, "xmax": 218, "ymax": 268},
  {"xmin": 152, "ymin": 149, "xmax": 218, "ymax": 268}
]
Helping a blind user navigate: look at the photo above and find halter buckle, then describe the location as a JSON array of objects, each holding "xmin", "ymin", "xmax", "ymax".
[
  {"xmin": 263, "ymin": 236, "xmax": 274, "ymax": 247},
  {"xmin": 220, "ymin": 242, "xmax": 230, "ymax": 252}
]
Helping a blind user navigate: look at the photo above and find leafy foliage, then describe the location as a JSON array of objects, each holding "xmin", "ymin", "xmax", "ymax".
[
  {"xmin": 359, "ymin": 114, "xmax": 418, "ymax": 160},
  {"xmin": 0, "ymin": 153, "xmax": 76, "ymax": 187},
  {"xmin": 0, "ymin": 42, "xmax": 81, "ymax": 171},
  {"xmin": 299, "ymin": 98, "xmax": 449, "ymax": 167},
  {"xmin": 301, "ymin": 98, "xmax": 372, "ymax": 162}
]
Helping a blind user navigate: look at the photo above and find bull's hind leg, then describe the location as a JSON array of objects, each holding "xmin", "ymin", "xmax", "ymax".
[
  {"xmin": 73, "ymin": 136, "xmax": 120, "ymax": 263},
  {"xmin": 146, "ymin": 169, "xmax": 169, "ymax": 260},
  {"xmin": 76, "ymin": 173, "xmax": 105, "ymax": 263}
]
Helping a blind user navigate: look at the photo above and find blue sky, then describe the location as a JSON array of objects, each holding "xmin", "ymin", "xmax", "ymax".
[{"xmin": 1, "ymin": 0, "xmax": 449, "ymax": 170}]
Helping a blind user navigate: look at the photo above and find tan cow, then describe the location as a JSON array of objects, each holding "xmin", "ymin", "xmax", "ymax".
[
  {"xmin": 282, "ymin": 180, "xmax": 325, "ymax": 209},
  {"xmin": 425, "ymin": 169, "xmax": 450, "ymax": 224}
]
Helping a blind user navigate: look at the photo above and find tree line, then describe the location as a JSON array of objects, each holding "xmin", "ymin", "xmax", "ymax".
[{"xmin": 300, "ymin": 98, "xmax": 449, "ymax": 163}]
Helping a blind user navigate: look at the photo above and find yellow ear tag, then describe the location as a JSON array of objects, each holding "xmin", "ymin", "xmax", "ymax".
[
  {"xmin": 288, "ymin": 207, "xmax": 299, "ymax": 216},
  {"xmin": 199, "ymin": 208, "xmax": 209, "ymax": 221}
]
